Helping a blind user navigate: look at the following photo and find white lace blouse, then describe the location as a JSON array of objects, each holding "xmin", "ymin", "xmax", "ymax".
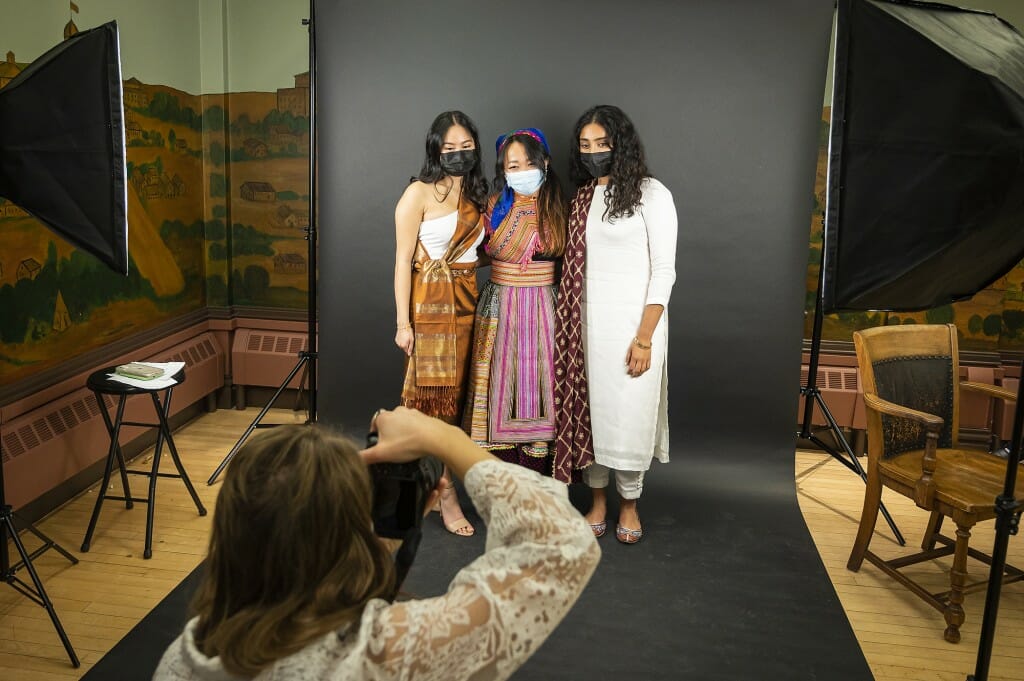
[{"xmin": 153, "ymin": 460, "xmax": 600, "ymax": 681}]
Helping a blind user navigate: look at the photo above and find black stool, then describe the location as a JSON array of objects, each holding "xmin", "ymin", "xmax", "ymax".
[{"xmin": 82, "ymin": 366, "xmax": 206, "ymax": 559}]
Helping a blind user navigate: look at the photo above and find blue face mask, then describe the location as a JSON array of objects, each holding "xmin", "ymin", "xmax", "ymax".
[{"xmin": 505, "ymin": 168, "xmax": 545, "ymax": 196}]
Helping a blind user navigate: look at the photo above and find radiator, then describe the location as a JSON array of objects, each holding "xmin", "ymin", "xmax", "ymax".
[
  {"xmin": 797, "ymin": 365, "xmax": 860, "ymax": 429},
  {"xmin": 231, "ymin": 329, "xmax": 308, "ymax": 390},
  {"xmin": 1, "ymin": 332, "xmax": 225, "ymax": 510}
]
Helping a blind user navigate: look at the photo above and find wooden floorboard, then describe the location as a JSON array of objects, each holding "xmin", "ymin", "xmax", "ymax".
[
  {"xmin": 797, "ymin": 450, "xmax": 1024, "ymax": 681},
  {"xmin": 1, "ymin": 410, "xmax": 1022, "ymax": 679}
]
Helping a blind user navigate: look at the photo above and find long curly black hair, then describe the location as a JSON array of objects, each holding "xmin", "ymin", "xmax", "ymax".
[
  {"xmin": 412, "ymin": 111, "xmax": 489, "ymax": 212},
  {"xmin": 570, "ymin": 105, "xmax": 650, "ymax": 220}
]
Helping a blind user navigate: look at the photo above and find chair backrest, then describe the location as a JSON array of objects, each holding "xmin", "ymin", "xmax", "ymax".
[{"xmin": 853, "ymin": 324, "xmax": 959, "ymax": 458}]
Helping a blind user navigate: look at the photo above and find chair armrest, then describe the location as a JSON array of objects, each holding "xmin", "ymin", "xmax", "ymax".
[
  {"xmin": 862, "ymin": 392, "xmax": 944, "ymax": 431},
  {"xmin": 960, "ymin": 381, "xmax": 1017, "ymax": 403}
]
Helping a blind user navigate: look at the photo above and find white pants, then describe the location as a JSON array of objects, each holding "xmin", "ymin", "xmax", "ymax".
[{"xmin": 583, "ymin": 463, "xmax": 645, "ymax": 500}]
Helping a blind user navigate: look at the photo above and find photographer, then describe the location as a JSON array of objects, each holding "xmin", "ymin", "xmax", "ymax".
[{"xmin": 153, "ymin": 407, "xmax": 600, "ymax": 680}]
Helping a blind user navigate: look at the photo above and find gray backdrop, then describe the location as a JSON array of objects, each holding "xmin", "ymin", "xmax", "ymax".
[
  {"xmin": 317, "ymin": 2, "xmax": 871, "ymax": 679},
  {"xmin": 318, "ymin": 0, "xmax": 832, "ymax": 448}
]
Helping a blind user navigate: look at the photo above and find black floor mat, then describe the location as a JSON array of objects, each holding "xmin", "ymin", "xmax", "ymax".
[{"xmin": 83, "ymin": 445, "xmax": 872, "ymax": 680}]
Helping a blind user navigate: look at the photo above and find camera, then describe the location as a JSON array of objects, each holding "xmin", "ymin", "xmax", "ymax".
[{"xmin": 366, "ymin": 433, "xmax": 444, "ymax": 538}]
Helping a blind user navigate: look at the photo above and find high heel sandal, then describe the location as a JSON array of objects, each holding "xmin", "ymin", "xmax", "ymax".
[{"xmin": 438, "ymin": 484, "xmax": 474, "ymax": 537}]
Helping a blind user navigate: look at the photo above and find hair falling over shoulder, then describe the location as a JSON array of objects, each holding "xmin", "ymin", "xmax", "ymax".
[
  {"xmin": 414, "ymin": 110, "xmax": 489, "ymax": 212},
  {"xmin": 190, "ymin": 425, "xmax": 395, "ymax": 677},
  {"xmin": 570, "ymin": 105, "xmax": 650, "ymax": 221}
]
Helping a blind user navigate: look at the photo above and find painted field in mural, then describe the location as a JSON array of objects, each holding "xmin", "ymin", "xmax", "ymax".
[
  {"xmin": 804, "ymin": 107, "xmax": 1024, "ymax": 352},
  {"xmin": 0, "ymin": 63, "xmax": 310, "ymax": 383}
]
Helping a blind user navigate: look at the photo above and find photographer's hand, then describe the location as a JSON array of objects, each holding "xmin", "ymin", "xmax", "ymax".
[{"xmin": 360, "ymin": 406, "xmax": 495, "ymax": 480}]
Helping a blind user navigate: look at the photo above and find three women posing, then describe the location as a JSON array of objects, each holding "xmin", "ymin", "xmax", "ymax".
[{"xmin": 396, "ymin": 107, "xmax": 677, "ymax": 544}]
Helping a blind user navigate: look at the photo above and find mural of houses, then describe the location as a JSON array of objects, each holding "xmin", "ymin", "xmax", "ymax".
[
  {"xmin": 241, "ymin": 181, "xmax": 276, "ymax": 202},
  {"xmin": 277, "ymin": 204, "xmax": 309, "ymax": 229},
  {"xmin": 123, "ymin": 77, "xmax": 150, "ymax": 108},
  {"xmin": 53, "ymin": 291, "xmax": 71, "ymax": 332},
  {"xmin": 0, "ymin": 198, "xmax": 28, "ymax": 219},
  {"xmin": 125, "ymin": 118, "xmax": 144, "ymax": 143},
  {"xmin": 133, "ymin": 166, "xmax": 186, "ymax": 199},
  {"xmin": 17, "ymin": 258, "xmax": 41, "ymax": 281},
  {"xmin": 0, "ymin": 51, "xmax": 22, "ymax": 89},
  {"xmin": 269, "ymin": 125, "xmax": 300, "ymax": 148},
  {"xmin": 274, "ymin": 253, "xmax": 307, "ymax": 274},
  {"xmin": 276, "ymin": 71, "xmax": 310, "ymax": 117},
  {"xmin": 244, "ymin": 138, "xmax": 269, "ymax": 158}
]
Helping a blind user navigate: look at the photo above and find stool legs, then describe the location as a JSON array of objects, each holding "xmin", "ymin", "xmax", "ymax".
[
  {"xmin": 82, "ymin": 396, "xmax": 127, "ymax": 552},
  {"xmin": 97, "ymin": 393, "xmax": 135, "ymax": 509},
  {"xmin": 83, "ymin": 386, "xmax": 205, "ymax": 559},
  {"xmin": 152, "ymin": 392, "xmax": 206, "ymax": 517}
]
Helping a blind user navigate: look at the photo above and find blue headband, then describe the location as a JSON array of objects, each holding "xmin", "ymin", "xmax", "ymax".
[{"xmin": 491, "ymin": 127, "xmax": 549, "ymax": 228}]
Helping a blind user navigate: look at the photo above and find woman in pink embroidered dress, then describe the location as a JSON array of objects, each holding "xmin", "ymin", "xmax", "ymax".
[{"xmin": 462, "ymin": 128, "xmax": 569, "ymax": 477}]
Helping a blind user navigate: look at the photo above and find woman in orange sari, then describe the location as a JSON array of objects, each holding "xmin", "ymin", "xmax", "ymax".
[{"xmin": 393, "ymin": 111, "xmax": 487, "ymax": 536}]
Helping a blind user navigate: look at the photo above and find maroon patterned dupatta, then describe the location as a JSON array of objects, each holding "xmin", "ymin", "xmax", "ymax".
[{"xmin": 552, "ymin": 180, "xmax": 597, "ymax": 481}]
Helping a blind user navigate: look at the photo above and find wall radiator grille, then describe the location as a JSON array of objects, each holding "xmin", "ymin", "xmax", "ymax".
[
  {"xmin": 232, "ymin": 330, "xmax": 308, "ymax": 389},
  {"xmin": 797, "ymin": 365, "xmax": 861, "ymax": 428},
  {"xmin": 1, "ymin": 332, "xmax": 224, "ymax": 509}
]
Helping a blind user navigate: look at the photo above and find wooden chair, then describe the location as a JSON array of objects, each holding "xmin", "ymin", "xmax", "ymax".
[{"xmin": 849, "ymin": 323, "xmax": 1024, "ymax": 643}]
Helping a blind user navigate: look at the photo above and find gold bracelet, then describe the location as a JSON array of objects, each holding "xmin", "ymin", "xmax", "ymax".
[
  {"xmin": 632, "ymin": 336, "xmax": 651, "ymax": 350},
  {"xmin": 397, "ymin": 323, "xmax": 411, "ymax": 331}
]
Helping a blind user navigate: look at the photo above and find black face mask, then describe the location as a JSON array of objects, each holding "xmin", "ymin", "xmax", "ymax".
[
  {"xmin": 439, "ymin": 149, "xmax": 478, "ymax": 177},
  {"xmin": 580, "ymin": 150, "xmax": 613, "ymax": 179}
]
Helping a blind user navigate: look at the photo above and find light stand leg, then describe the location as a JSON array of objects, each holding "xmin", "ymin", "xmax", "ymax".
[
  {"xmin": 1, "ymin": 511, "xmax": 80, "ymax": 667},
  {"xmin": 207, "ymin": 353, "xmax": 311, "ymax": 485},
  {"xmin": 0, "ymin": 432, "xmax": 79, "ymax": 667},
  {"xmin": 800, "ymin": 232, "xmax": 905, "ymax": 545},
  {"xmin": 211, "ymin": 1, "xmax": 319, "ymax": 485},
  {"xmin": 968, "ymin": 360, "xmax": 1024, "ymax": 681}
]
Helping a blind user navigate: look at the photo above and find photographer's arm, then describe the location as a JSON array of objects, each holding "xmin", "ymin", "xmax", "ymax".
[
  {"xmin": 359, "ymin": 408, "xmax": 601, "ymax": 681},
  {"xmin": 361, "ymin": 407, "xmax": 494, "ymax": 480}
]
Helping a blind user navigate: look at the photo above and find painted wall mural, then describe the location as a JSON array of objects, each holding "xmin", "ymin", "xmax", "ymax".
[
  {"xmin": 804, "ymin": 107, "xmax": 1024, "ymax": 352},
  {"xmin": 0, "ymin": 3, "xmax": 309, "ymax": 385}
]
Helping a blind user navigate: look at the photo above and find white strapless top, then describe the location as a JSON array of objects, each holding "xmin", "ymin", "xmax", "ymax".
[{"xmin": 419, "ymin": 211, "xmax": 483, "ymax": 263}]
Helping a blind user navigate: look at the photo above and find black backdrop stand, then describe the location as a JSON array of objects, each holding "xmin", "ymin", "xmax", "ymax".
[
  {"xmin": 968, "ymin": 360, "xmax": 1024, "ymax": 681},
  {"xmin": 207, "ymin": 2, "xmax": 318, "ymax": 486},
  {"xmin": 0, "ymin": 446, "xmax": 80, "ymax": 666},
  {"xmin": 799, "ymin": 244, "xmax": 905, "ymax": 546}
]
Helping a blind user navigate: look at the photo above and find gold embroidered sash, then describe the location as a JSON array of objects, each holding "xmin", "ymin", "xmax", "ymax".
[{"xmin": 410, "ymin": 196, "xmax": 481, "ymax": 388}]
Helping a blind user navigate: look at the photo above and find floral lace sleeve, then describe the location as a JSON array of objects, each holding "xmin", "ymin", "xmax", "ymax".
[{"xmin": 360, "ymin": 459, "xmax": 600, "ymax": 681}]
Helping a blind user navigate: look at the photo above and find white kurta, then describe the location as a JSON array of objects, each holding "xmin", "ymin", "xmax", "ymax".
[{"xmin": 582, "ymin": 178, "xmax": 677, "ymax": 471}]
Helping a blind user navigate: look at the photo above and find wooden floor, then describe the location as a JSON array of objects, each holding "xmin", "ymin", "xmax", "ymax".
[{"xmin": 1, "ymin": 409, "xmax": 1022, "ymax": 680}]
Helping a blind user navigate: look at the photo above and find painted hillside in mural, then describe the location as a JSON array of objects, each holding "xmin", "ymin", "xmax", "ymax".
[
  {"xmin": 804, "ymin": 107, "xmax": 1024, "ymax": 352},
  {"xmin": 0, "ymin": 44, "xmax": 309, "ymax": 384}
]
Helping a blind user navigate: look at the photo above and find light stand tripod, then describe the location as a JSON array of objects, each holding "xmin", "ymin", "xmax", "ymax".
[
  {"xmin": 799, "ymin": 242, "xmax": 905, "ymax": 546},
  {"xmin": 207, "ymin": 1, "xmax": 319, "ymax": 485},
  {"xmin": 0, "ymin": 441, "xmax": 80, "ymax": 666},
  {"xmin": 968, "ymin": 359, "xmax": 1023, "ymax": 681}
]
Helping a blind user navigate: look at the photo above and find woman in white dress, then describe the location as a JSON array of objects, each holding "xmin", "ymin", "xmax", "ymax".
[
  {"xmin": 393, "ymin": 111, "xmax": 489, "ymax": 536},
  {"xmin": 554, "ymin": 105, "xmax": 677, "ymax": 544}
]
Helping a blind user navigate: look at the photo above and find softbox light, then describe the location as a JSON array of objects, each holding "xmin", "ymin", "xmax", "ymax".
[
  {"xmin": 823, "ymin": 0, "xmax": 1024, "ymax": 312},
  {"xmin": 0, "ymin": 21, "xmax": 128, "ymax": 275}
]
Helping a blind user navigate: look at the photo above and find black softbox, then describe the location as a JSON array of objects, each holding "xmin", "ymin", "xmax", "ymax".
[
  {"xmin": 823, "ymin": 0, "xmax": 1024, "ymax": 312},
  {"xmin": 0, "ymin": 21, "xmax": 128, "ymax": 275}
]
